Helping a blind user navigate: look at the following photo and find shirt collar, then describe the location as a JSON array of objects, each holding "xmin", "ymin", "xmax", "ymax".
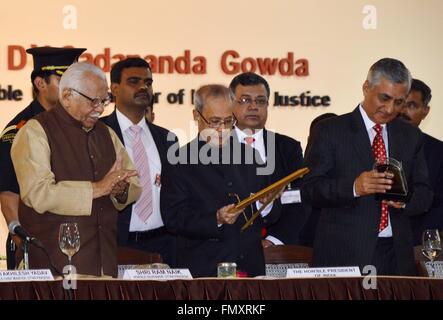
[
  {"xmin": 116, "ymin": 108, "xmax": 149, "ymax": 135},
  {"xmin": 359, "ymin": 104, "xmax": 386, "ymax": 133},
  {"xmin": 234, "ymin": 126, "xmax": 264, "ymax": 142}
]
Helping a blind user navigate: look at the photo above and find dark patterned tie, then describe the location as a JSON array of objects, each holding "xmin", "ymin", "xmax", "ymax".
[{"xmin": 372, "ymin": 124, "xmax": 389, "ymax": 232}]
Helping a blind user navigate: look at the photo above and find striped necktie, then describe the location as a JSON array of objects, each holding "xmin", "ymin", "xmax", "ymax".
[{"xmin": 128, "ymin": 125, "xmax": 153, "ymax": 222}]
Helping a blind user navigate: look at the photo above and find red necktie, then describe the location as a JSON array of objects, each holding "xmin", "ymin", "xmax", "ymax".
[
  {"xmin": 372, "ymin": 124, "xmax": 389, "ymax": 232},
  {"xmin": 244, "ymin": 136, "xmax": 255, "ymax": 146}
]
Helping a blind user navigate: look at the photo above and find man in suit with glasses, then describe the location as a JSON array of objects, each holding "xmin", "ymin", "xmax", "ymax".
[{"xmin": 160, "ymin": 84, "xmax": 281, "ymax": 277}]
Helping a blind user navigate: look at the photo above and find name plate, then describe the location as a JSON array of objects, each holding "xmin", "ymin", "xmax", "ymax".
[
  {"xmin": 281, "ymin": 189, "xmax": 301, "ymax": 204},
  {"xmin": 0, "ymin": 269, "xmax": 54, "ymax": 282},
  {"xmin": 286, "ymin": 266, "xmax": 361, "ymax": 278},
  {"xmin": 123, "ymin": 268, "xmax": 193, "ymax": 280}
]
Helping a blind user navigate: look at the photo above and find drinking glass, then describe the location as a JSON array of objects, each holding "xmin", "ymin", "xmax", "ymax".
[
  {"xmin": 59, "ymin": 223, "xmax": 80, "ymax": 267},
  {"xmin": 422, "ymin": 229, "xmax": 441, "ymax": 277}
]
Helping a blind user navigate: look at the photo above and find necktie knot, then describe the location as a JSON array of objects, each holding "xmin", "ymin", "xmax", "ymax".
[
  {"xmin": 373, "ymin": 124, "xmax": 383, "ymax": 135},
  {"xmin": 244, "ymin": 136, "xmax": 255, "ymax": 145},
  {"xmin": 129, "ymin": 125, "xmax": 142, "ymax": 135}
]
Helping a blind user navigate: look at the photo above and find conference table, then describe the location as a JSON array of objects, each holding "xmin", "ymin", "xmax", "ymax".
[{"xmin": 0, "ymin": 276, "xmax": 442, "ymax": 300}]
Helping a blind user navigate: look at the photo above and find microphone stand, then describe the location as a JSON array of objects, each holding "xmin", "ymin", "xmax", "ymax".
[{"xmin": 23, "ymin": 239, "xmax": 29, "ymax": 270}]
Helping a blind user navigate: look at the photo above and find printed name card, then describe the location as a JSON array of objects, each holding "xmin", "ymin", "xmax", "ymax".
[
  {"xmin": 0, "ymin": 269, "xmax": 54, "ymax": 282},
  {"xmin": 286, "ymin": 266, "xmax": 361, "ymax": 278},
  {"xmin": 123, "ymin": 268, "xmax": 193, "ymax": 280},
  {"xmin": 280, "ymin": 189, "xmax": 301, "ymax": 204}
]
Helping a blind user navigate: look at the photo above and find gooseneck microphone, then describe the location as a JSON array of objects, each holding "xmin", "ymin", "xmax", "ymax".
[{"xmin": 8, "ymin": 220, "xmax": 43, "ymax": 248}]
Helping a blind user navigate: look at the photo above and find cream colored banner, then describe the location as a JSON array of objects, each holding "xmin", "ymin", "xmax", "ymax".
[{"xmin": 1, "ymin": 0, "xmax": 442, "ymax": 257}]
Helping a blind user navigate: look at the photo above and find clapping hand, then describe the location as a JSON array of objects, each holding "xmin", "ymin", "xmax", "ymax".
[{"xmin": 92, "ymin": 155, "xmax": 138, "ymax": 199}]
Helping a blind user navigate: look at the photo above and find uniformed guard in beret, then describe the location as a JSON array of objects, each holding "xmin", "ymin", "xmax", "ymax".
[{"xmin": 0, "ymin": 46, "xmax": 86, "ymax": 269}]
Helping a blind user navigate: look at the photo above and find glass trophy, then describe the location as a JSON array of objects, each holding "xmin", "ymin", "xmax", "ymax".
[{"xmin": 373, "ymin": 157, "xmax": 409, "ymax": 201}]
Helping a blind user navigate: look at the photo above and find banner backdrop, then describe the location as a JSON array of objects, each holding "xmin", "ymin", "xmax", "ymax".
[{"xmin": 1, "ymin": 0, "xmax": 442, "ymax": 256}]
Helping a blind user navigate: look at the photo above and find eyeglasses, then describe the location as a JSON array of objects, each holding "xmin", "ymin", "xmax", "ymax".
[
  {"xmin": 196, "ymin": 109, "xmax": 237, "ymax": 129},
  {"xmin": 237, "ymin": 96, "xmax": 268, "ymax": 107},
  {"xmin": 71, "ymin": 88, "xmax": 111, "ymax": 109}
]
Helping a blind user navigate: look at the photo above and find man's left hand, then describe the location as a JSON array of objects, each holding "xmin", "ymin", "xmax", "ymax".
[
  {"xmin": 261, "ymin": 239, "xmax": 275, "ymax": 249},
  {"xmin": 111, "ymin": 180, "xmax": 129, "ymax": 198},
  {"xmin": 259, "ymin": 186, "xmax": 285, "ymax": 205}
]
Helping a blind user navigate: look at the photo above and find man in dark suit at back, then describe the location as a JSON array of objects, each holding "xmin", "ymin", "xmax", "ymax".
[
  {"xmin": 229, "ymin": 72, "xmax": 306, "ymax": 247},
  {"xmin": 101, "ymin": 58, "xmax": 178, "ymax": 266},
  {"xmin": 398, "ymin": 79, "xmax": 443, "ymax": 245},
  {"xmin": 302, "ymin": 58, "xmax": 432, "ymax": 275},
  {"xmin": 299, "ymin": 112, "xmax": 337, "ymax": 247}
]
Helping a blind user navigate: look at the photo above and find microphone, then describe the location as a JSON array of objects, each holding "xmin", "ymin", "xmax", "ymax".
[{"xmin": 8, "ymin": 221, "xmax": 43, "ymax": 248}]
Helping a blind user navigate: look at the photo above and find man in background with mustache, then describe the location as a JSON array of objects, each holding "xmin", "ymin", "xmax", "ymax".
[
  {"xmin": 398, "ymin": 79, "xmax": 443, "ymax": 245},
  {"xmin": 101, "ymin": 58, "xmax": 179, "ymax": 267},
  {"xmin": 229, "ymin": 72, "xmax": 306, "ymax": 248}
]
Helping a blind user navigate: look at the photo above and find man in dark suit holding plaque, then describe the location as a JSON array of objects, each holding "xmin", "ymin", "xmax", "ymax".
[
  {"xmin": 302, "ymin": 58, "xmax": 432, "ymax": 275},
  {"xmin": 160, "ymin": 84, "xmax": 281, "ymax": 277}
]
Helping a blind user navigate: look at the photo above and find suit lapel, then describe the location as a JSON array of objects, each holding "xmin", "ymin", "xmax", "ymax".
[
  {"xmin": 106, "ymin": 110, "xmax": 125, "ymax": 145},
  {"xmin": 147, "ymin": 121, "xmax": 168, "ymax": 166},
  {"xmin": 350, "ymin": 107, "xmax": 374, "ymax": 169}
]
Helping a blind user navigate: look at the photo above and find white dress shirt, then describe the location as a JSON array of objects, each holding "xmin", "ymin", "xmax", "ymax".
[
  {"xmin": 358, "ymin": 105, "xmax": 392, "ymax": 237},
  {"xmin": 234, "ymin": 127, "xmax": 281, "ymax": 244},
  {"xmin": 116, "ymin": 109, "xmax": 164, "ymax": 231},
  {"xmin": 234, "ymin": 127, "xmax": 266, "ymax": 163}
]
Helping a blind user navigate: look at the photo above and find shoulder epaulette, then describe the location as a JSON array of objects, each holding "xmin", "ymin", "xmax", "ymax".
[
  {"xmin": 0, "ymin": 120, "xmax": 27, "ymax": 142},
  {"xmin": 0, "ymin": 125, "xmax": 17, "ymax": 139}
]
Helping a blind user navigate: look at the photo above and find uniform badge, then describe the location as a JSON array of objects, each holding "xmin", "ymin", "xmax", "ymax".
[
  {"xmin": 0, "ymin": 120, "xmax": 26, "ymax": 144},
  {"xmin": 154, "ymin": 173, "xmax": 161, "ymax": 187}
]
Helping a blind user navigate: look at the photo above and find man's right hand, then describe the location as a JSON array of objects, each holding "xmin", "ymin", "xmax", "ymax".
[
  {"xmin": 92, "ymin": 156, "xmax": 137, "ymax": 199},
  {"xmin": 216, "ymin": 204, "xmax": 244, "ymax": 225},
  {"xmin": 354, "ymin": 170, "xmax": 393, "ymax": 196}
]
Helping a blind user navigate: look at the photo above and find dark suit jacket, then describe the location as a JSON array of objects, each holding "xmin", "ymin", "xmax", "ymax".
[
  {"xmin": 100, "ymin": 110, "xmax": 178, "ymax": 245},
  {"xmin": 302, "ymin": 107, "xmax": 432, "ymax": 275},
  {"xmin": 262, "ymin": 129, "xmax": 307, "ymax": 244},
  {"xmin": 411, "ymin": 133, "xmax": 443, "ymax": 244},
  {"xmin": 160, "ymin": 136, "xmax": 281, "ymax": 277}
]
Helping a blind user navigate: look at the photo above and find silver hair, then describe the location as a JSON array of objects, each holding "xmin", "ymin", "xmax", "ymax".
[
  {"xmin": 194, "ymin": 84, "xmax": 230, "ymax": 112},
  {"xmin": 58, "ymin": 62, "xmax": 107, "ymax": 98},
  {"xmin": 366, "ymin": 58, "xmax": 412, "ymax": 91}
]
